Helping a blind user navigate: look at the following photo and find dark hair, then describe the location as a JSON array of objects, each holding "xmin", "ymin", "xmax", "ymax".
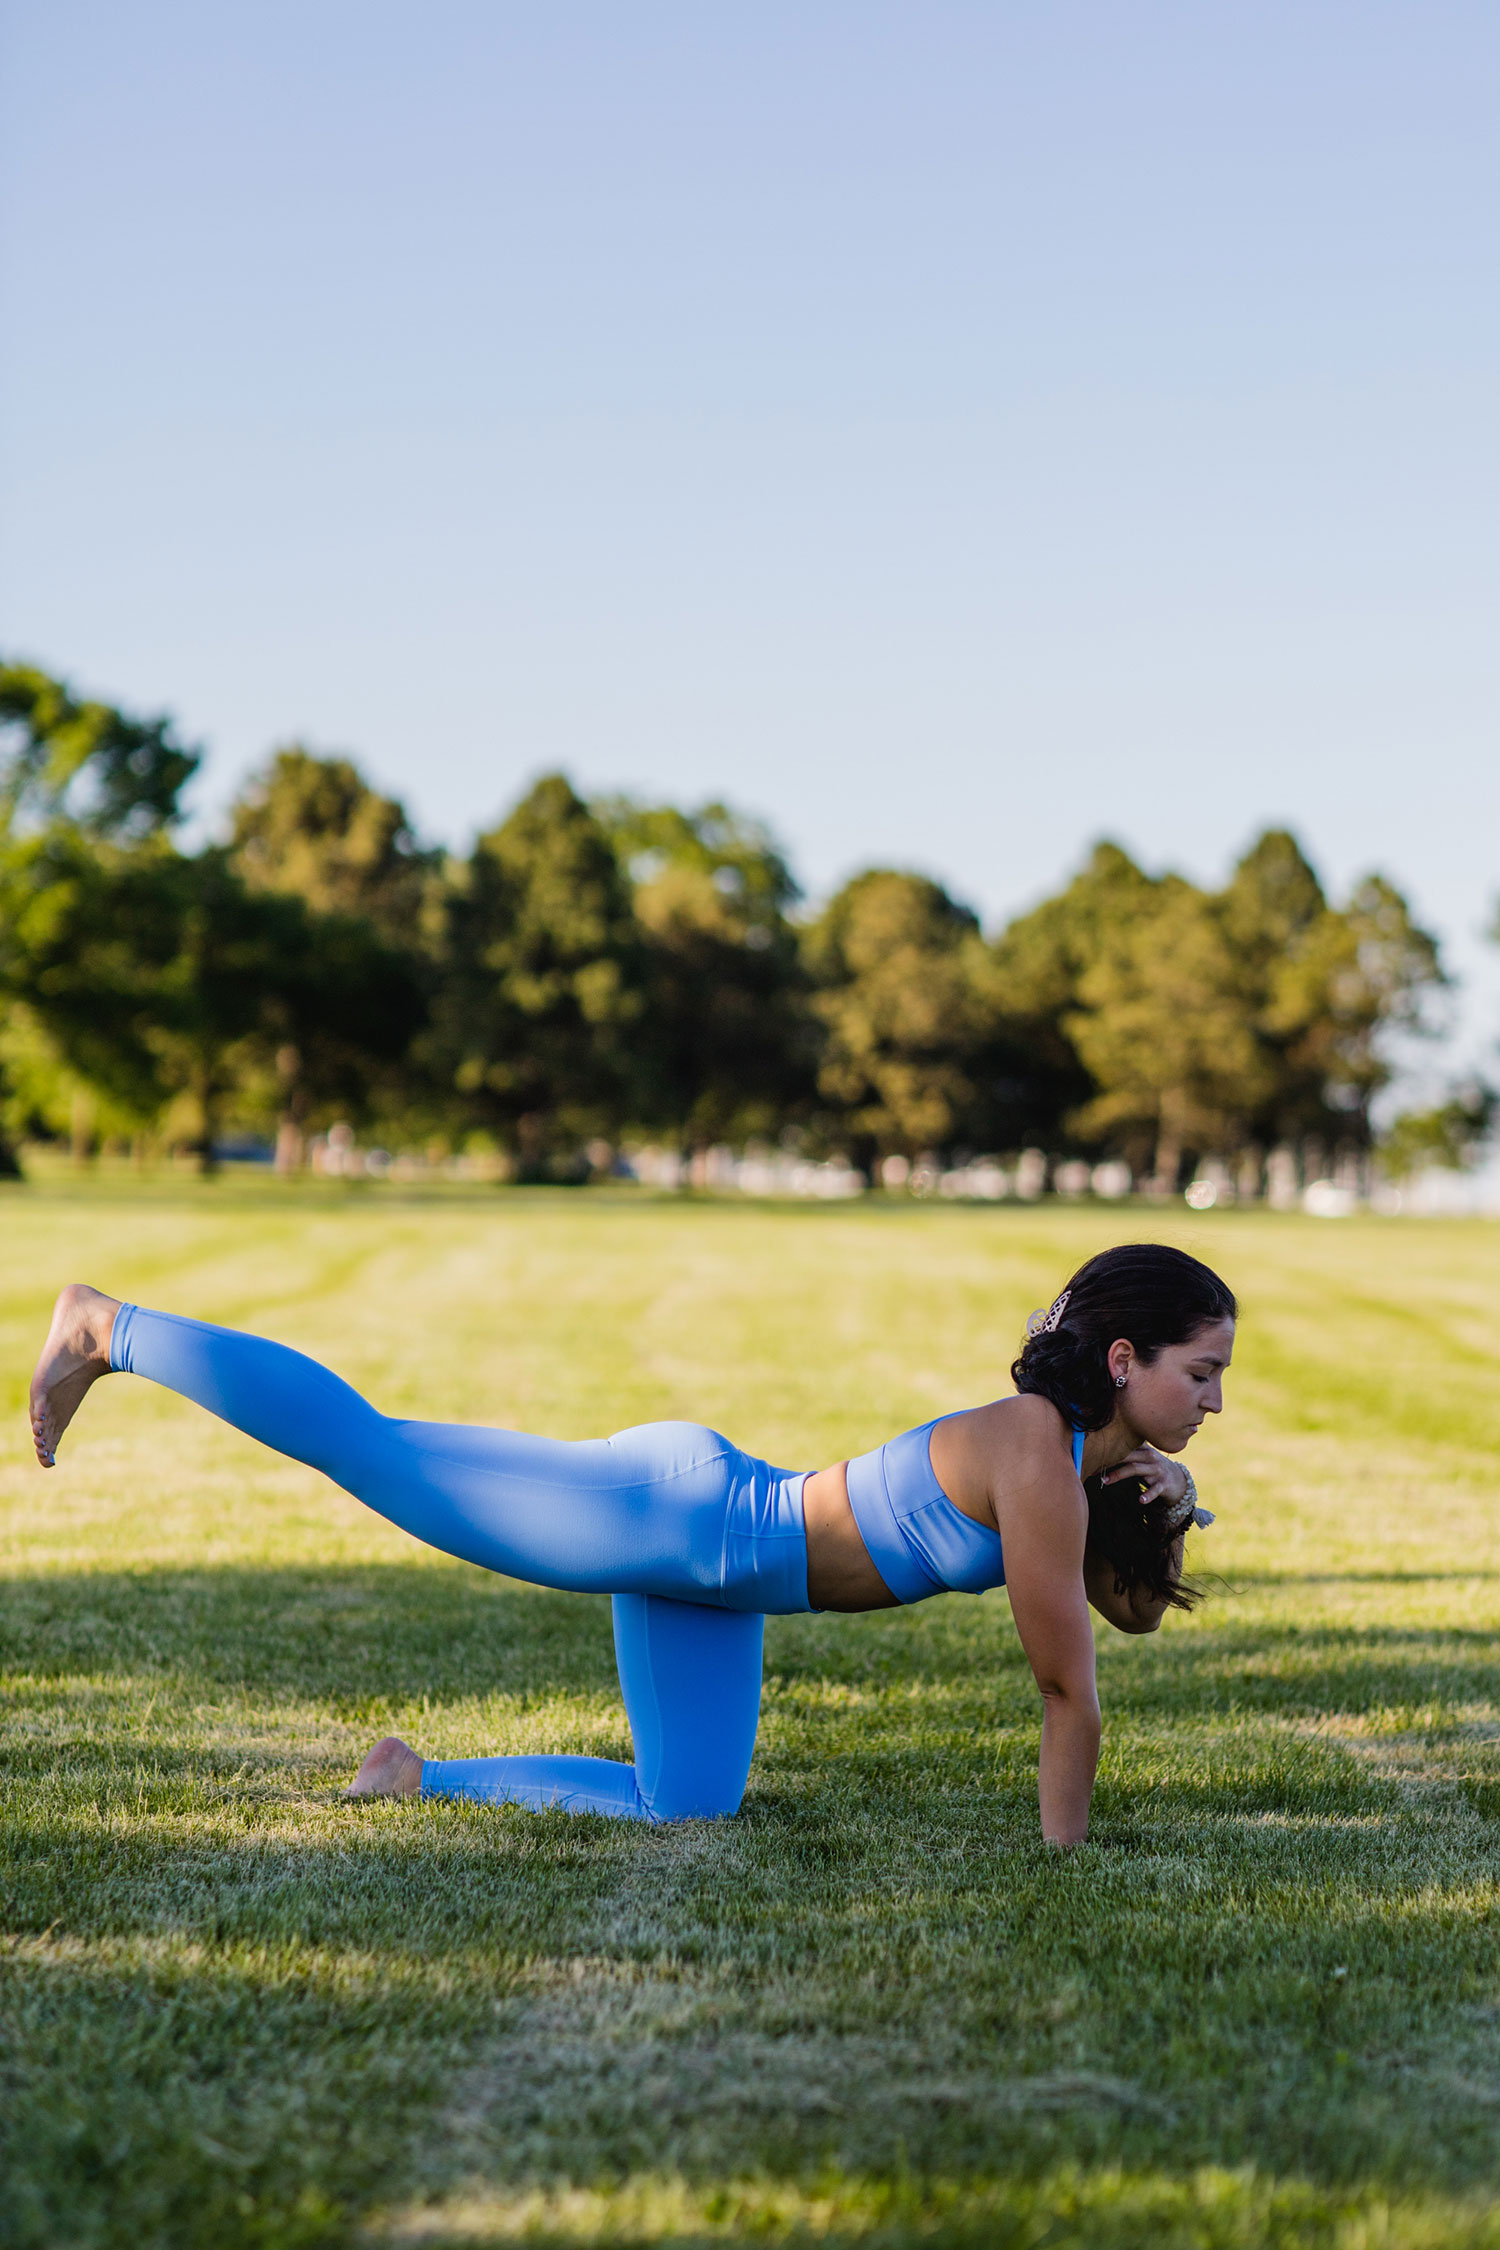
[{"xmin": 1011, "ymin": 1243, "xmax": 1237, "ymax": 1613}]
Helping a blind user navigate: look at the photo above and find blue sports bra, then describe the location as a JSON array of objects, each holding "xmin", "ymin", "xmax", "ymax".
[{"xmin": 844, "ymin": 1417, "xmax": 1087, "ymax": 1605}]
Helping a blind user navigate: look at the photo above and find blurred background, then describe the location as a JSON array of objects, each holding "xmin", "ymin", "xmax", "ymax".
[{"xmin": 2, "ymin": 1, "xmax": 1496, "ymax": 1205}]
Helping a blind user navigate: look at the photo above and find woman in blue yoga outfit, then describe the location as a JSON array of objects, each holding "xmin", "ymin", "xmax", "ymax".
[{"xmin": 28, "ymin": 1243, "xmax": 1233, "ymax": 1847}]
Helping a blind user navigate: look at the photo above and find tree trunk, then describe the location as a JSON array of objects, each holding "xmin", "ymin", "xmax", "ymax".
[
  {"xmin": 70, "ymin": 1087, "xmax": 95, "ymax": 1168},
  {"xmin": 1152, "ymin": 1094, "xmax": 1186, "ymax": 1199},
  {"xmin": 274, "ymin": 1044, "xmax": 305, "ymax": 1174},
  {"xmin": 194, "ymin": 1057, "xmax": 220, "ymax": 1177}
]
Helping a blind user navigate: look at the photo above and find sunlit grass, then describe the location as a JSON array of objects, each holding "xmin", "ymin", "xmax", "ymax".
[{"xmin": 3, "ymin": 1183, "xmax": 1500, "ymax": 2248}]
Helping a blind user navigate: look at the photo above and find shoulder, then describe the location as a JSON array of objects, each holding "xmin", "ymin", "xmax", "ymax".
[
  {"xmin": 955, "ymin": 1391, "xmax": 1077, "ymax": 1471},
  {"xmin": 931, "ymin": 1393, "xmax": 1082, "ymax": 1524}
]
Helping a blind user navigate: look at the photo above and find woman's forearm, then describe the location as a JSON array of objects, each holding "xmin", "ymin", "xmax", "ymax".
[{"xmin": 1038, "ymin": 1688, "xmax": 1101, "ymax": 1846}]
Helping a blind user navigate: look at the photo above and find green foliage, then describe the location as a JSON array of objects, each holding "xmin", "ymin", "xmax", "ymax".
[
  {"xmin": 804, "ymin": 868, "xmax": 996, "ymax": 1163},
  {"xmin": 129, "ymin": 850, "xmax": 372, "ymax": 1163},
  {"xmin": 598, "ymin": 796, "xmax": 817, "ymax": 1148},
  {"xmin": 6, "ymin": 1192, "xmax": 1500, "ymax": 2245},
  {"xmin": 225, "ymin": 747, "xmax": 438, "ymax": 1148},
  {"xmin": 993, "ymin": 833, "xmax": 1446, "ymax": 1186},
  {"xmin": 1067, "ymin": 876, "xmax": 1274, "ymax": 1187},
  {"xmin": 1378, "ymin": 1087, "xmax": 1496, "ymax": 1179},
  {"xmin": 0, "ymin": 686, "xmax": 434, "ymax": 1169},
  {"xmin": 1226, "ymin": 838, "xmax": 1446, "ymax": 1148},
  {"xmin": 0, "ymin": 659, "xmax": 1461, "ymax": 1182},
  {"xmin": 990, "ymin": 843, "xmax": 1167, "ymax": 1155},
  {"xmin": 228, "ymin": 744, "xmax": 437, "ymax": 943},
  {"xmin": 0, "ymin": 661, "xmax": 199, "ymax": 841},
  {"xmin": 0, "ymin": 665, "xmax": 202, "ymax": 1171},
  {"xmin": 439, "ymin": 774, "xmax": 646, "ymax": 1163},
  {"xmin": 0, "ymin": 827, "xmax": 179, "ymax": 1127}
]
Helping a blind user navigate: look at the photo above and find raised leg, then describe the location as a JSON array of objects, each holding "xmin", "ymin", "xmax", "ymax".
[{"xmin": 99, "ymin": 1304, "xmax": 744, "ymax": 1602}]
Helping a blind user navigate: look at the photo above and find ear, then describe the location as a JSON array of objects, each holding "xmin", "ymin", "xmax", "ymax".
[{"xmin": 1107, "ymin": 1338, "xmax": 1133, "ymax": 1383}]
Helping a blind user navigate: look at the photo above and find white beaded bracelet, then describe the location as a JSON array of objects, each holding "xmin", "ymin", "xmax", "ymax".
[{"xmin": 1171, "ymin": 1466, "xmax": 1214, "ymax": 1531}]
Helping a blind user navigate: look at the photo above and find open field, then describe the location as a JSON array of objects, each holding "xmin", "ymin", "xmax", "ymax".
[{"xmin": 3, "ymin": 1184, "xmax": 1500, "ymax": 2249}]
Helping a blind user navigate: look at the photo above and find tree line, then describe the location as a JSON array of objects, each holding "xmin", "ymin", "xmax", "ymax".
[{"xmin": 0, "ymin": 659, "xmax": 1476, "ymax": 1191}]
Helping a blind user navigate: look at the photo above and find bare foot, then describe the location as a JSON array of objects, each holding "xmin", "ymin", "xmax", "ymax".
[
  {"xmin": 29, "ymin": 1283, "xmax": 121, "ymax": 1467},
  {"xmin": 345, "ymin": 1735, "xmax": 424, "ymax": 1798}
]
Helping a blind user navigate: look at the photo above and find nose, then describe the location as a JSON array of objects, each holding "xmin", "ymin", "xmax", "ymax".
[{"xmin": 1205, "ymin": 1377, "xmax": 1224, "ymax": 1414}]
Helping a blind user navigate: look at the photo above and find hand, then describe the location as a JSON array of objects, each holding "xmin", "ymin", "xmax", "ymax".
[{"xmin": 1099, "ymin": 1444, "xmax": 1186, "ymax": 1508}]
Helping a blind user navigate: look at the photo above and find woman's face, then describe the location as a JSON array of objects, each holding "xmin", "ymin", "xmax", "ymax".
[{"xmin": 1110, "ymin": 1317, "xmax": 1235, "ymax": 1452}]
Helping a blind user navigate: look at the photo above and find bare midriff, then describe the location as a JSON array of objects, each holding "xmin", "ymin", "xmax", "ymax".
[{"xmin": 801, "ymin": 1464, "xmax": 901, "ymax": 1613}]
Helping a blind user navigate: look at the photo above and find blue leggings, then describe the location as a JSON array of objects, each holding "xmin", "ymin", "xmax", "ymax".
[{"xmin": 109, "ymin": 1304, "xmax": 813, "ymax": 1822}]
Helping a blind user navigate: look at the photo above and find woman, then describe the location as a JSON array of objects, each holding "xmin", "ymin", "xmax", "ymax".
[{"xmin": 28, "ymin": 1242, "xmax": 1234, "ymax": 1846}]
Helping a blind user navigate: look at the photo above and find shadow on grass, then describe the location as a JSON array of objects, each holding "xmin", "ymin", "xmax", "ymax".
[
  {"xmin": 0, "ymin": 1562, "xmax": 623, "ymax": 1706},
  {"xmin": 6, "ymin": 1561, "xmax": 1500, "ymax": 1725},
  {"xmin": 7, "ymin": 1790, "xmax": 1500, "ymax": 2250},
  {"xmin": 12, "ymin": 1567, "xmax": 1500, "ymax": 2243},
  {"xmin": 1098, "ymin": 1618, "xmax": 1500, "ymax": 1720}
]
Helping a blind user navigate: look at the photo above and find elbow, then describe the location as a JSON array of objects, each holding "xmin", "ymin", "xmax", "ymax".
[{"xmin": 1038, "ymin": 1678, "xmax": 1101, "ymax": 1724}]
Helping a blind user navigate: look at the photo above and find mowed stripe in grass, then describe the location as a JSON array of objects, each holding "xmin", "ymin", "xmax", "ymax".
[{"xmin": 2, "ymin": 1184, "xmax": 1500, "ymax": 2249}]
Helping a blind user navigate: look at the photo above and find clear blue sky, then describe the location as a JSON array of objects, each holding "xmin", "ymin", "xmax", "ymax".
[{"xmin": 3, "ymin": 2, "xmax": 1497, "ymax": 1086}]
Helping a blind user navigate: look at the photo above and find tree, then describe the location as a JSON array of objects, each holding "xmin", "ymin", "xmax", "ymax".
[
  {"xmin": 1, "ymin": 841, "xmax": 317, "ymax": 1169},
  {"xmin": 1219, "ymin": 828, "xmax": 1328, "ymax": 972},
  {"xmin": 987, "ymin": 842, "xmax": 1162, "ymax": 1152},
  {"xmin": 804, "ymin": 869, "xmax": 998, "ymax": 1169},
  {"xmin": 189, "ymin": 869, "xmax": 427, "ymax": 1168},
  {"xmin": 988, "ymin": 829, "xmax": 1447, "ymax": 1188},
  {"xmin": 229, "ymin": 746, "xmax": 435, "ymax": 941},
  {"xmin": 0, "ymin": 828, "xmax": 177, "ymax": 1141},
  {"xmin": 131, "ymin": 852, "xmax": 427, "ymax": 1169},
  {"xmin": 227, "ymin": 748, "xmax": 437, "ymax": 1164},
  {"xmin": 1065, "ymin": 876, "xmax": 1273, "ymax": 1192},
  {"xmin": 1379, "ymin": 1085, "xmax": 1495, "ymax": 1180},
  {"xmin": 1, "ymin": 683, "xmax": 427, "ymax": 1171},
  {"xmin": 0, "ymin": 662, "xmax": 204, "ymax": 1171},
  {"xmin": 127, "ymin": 852, "xmax": 313, "ymax": 1167},
  {"xmin": 440, "ymin": 775, "xmax": 646, "ymax": 1166},
  {"xmin": 1, "ymin": 662, "xmax": 200, "ymax": 841},
  {"xmin": 1220, "ymin": 832, "xmax": 1444, "ymax": 1153},
  {"xmin": 596, "ymin": 797, "xmax": 816, "ymax": 1150},
  {"xmin": 1284, "ymin": 873, "xmax": 1444, "ymax": 1141}
]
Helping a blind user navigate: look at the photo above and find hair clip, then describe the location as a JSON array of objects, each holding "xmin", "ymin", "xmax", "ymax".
[{"xmin": 1025, "ymin": 1287, "xmax": 1072, "ymax": 1340}]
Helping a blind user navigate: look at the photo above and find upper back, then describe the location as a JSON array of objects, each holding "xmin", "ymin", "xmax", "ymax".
[
  {"xmin": 846, "ymin": 1397, "xmax": 1084, "ymax": 1603},
  {"xmin": 928, "ymin": 1393, "xmax": 1085, "ymax": 1536}
]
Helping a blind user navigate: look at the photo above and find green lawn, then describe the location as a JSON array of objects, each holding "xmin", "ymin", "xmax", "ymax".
[{"xmin": 3, "ymin": 1182, "xmax": 1500, "ymax": 2250}]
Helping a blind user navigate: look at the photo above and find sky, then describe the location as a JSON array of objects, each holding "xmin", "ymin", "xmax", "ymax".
[{"xmin": 2, "ymin": 2, "xmax": 1497, "ymax": 1093}]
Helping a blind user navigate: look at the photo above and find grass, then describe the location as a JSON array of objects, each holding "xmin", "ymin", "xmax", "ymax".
[{"xmin": 2, "ymin": 1182, "xmax": 1500, "ymax": 2249}]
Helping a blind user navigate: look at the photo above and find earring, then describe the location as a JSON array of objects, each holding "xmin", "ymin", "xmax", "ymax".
[{"xmin": 1114, "ymin": 1374, "xmax": 1127, "ymax": 1389}]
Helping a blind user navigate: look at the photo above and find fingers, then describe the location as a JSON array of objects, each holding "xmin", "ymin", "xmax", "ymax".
[
  {"xmin": 1100, "ymin": 1448, "xmax": 1153, "ymax": 1484},
  {"xmin": 1116, "ymin": 1471, "xmax": 1165, "ymax": 1502},
  {"xmin": 1100, "ymin": 1445, "xmax": 1180, "ymax": 1507}
]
